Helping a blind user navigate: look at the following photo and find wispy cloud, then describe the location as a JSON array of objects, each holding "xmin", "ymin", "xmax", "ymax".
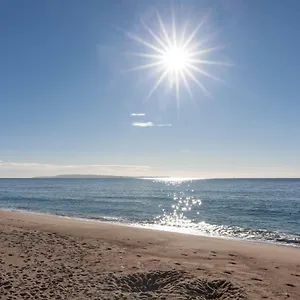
[
  {"xmin": 132, "ymin": 122, "xmax": 172, "ymax": 127},
  {"xmin": 0, "ymin": 162, "xmax": 55, "ymax": 168},
  {"xmin": 130, "ymin": 113, "xmax": 146, "ymax": 116},
  {"xmin": 0, "ymin": 162, "xmax": 150, "ymax": 169},
  {"xmin": 0, "ymin": 161, "xmax": 151, "ymax": 178},
  {"xmin": 132, "ymin": 122, "xmax": 154, "ymax": 127}
]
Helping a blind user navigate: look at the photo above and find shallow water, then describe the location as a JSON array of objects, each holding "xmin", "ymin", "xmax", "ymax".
[{"xmin": 0, "ymin": 178, "xmax": 299, "ymax": 246}]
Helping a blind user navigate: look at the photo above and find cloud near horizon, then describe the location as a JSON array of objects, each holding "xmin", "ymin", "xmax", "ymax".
[
  {"xmin": 1, "ymin": 160, "xmax": 299, "ymax": 178},
  {"xmin": 0, "ymin": 161, "xmax": 151, "ymax": 178}
]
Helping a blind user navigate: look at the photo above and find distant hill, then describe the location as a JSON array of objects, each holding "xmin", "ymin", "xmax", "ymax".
[{"xmin": 33, "ymin": 174, "xmax": 134, "ymax": 179}]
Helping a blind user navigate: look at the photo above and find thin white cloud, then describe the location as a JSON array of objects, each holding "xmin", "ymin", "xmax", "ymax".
[
  {"xmin": 0, "ymin": 161, "xmax": 151, "ymax": 178},
  {"xmin": 132, "ymin": 122, "xmax": 154, "ymax": 127},
  {"xmin": 130, "ymin": 113, "xmax": 146, "ymax": 116},
  {"xmin": 0, "ymin": 162, "xmax": 54, "ymax": 168},
  {"xmin": 0, "ymin": 161, "xmax": 150, "ymax": 170},
  {"xmin": 132, "ymin": 122, "xmax": 172, "ymax": 127}
]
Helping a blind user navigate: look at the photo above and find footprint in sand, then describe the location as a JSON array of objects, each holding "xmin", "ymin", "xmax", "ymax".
[
  {"xmin": 251, "ymin": 277, "xmax": 263, "ymax": 282},
  {"xmin": 224, "ymin": 271, "xmax": 232, "ymax": 274},
  {"xmin": 228, "ymin": 253, "xmax": 237, "ymax": 257},
  {"xmin": 286, "ymin": 283, "xmax": 295, "ymax": 288}
]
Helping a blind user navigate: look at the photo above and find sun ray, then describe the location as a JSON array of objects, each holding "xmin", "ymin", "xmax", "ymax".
[
  {"xmin": 189, "ymin": 45, "xmax": 226, "ymax": 57},
  {"xmin": 125, "ymin": 30, "xmax": 165, "ymax": 54},
  {"xmin": 123, "ymin": 52, "xmax": 163, "ymax": 59},
  {"xmin": 175, "ymin": 70, "xmax": 180, "ymax": 112},
  {"xmin": 145, "ymin": 68, "xmax": 169, "ymax": 101},
  {"xmin": 140, "ymin": 19, "xmax": 169, "ymax": 52},
  {"xmin": 123, "ymin": 61, "xmax": 165, "ymax": 73},
  {"xmin": 180, "ymin": 69, "xmax": 193, "ymax": 100},
  {"xmin": 122, "ymin": 10, "xmax": 231, "ymax": 107},
  {"xmin": 185, "ymin": 68, "xmax": 211, "ymax": 98},
  {"xmin": 188, "ymin": 59, "xmax": 234, "ymax": 66},
  {"xmin": 156, "ymin": 12, "xmax": 173, "ymax": 49},
  {"xmin": 172, "ymin": 10, "xmax": 177, "ymax": 48},
  {"xmin": 188, "ymin": 28, "xmax": 223, "ymax": 53},
  {"xmin": 187, "ymin": 63, "xmax": 223, "ymax": 82},
  {"xmin": 182, "ymin": 15, "xmax": 208, "ymax": 50},
  {"xmin": 180, "ymin": 21, "xmax": 189, "ymax": 45}
]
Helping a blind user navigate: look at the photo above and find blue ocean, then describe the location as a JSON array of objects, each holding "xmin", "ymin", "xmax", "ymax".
[{"xmin": 0, "ymin": 178, "xmax": 299, "ymax": 247}]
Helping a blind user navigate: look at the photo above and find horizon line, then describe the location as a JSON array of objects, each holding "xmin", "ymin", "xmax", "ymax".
[{"xmin": 0, "ymin": 175, "xmax": 299, "ymax": 180}]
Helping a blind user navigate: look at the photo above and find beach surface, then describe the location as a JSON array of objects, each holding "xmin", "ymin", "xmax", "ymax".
[{"xmin": 0, "ymin": 210, "xmax": 299, "ymax": 299}]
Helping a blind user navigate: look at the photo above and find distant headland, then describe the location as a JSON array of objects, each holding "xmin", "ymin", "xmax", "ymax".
[{"xmin": 32, "ymin": 174, "xmax": 168, "ymax": 179}]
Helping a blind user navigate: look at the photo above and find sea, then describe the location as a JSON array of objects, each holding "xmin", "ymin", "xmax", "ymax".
[{"xmin": 0, "ymin": 177, "xmax": 299, "ymax": 247}]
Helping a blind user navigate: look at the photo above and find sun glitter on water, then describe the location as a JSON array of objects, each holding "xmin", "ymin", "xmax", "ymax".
[{"xmin": 123, "ymin": 10, "xmax": 232, "ymax": 106}]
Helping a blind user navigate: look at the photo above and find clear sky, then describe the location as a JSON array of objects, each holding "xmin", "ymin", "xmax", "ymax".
[{"xmin": 1, "ymin": 0, "xmax": 300, "ymax": 178}]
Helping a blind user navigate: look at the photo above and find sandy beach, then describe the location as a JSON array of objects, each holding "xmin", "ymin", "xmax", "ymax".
[{"xmin": 0, "ymin": 210, "xmax": 299, "ymax": 299}]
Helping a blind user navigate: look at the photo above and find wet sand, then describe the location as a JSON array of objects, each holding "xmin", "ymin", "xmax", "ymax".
[{"xmin": 0, "ymin": 210, "xmax": 300, "ymax": 299}]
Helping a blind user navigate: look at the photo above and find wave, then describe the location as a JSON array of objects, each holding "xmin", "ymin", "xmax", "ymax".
[
  {"xmin": 140, "ymin": 216, "xmax": 300, "ymax": 247},
  {"xmin": 1, "ymin": 207, "xmax": 299, "ymax": 248}
]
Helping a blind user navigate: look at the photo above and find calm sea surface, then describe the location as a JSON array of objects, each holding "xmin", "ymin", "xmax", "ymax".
[{"xmin": 0, "ymin": 178, "xmax": 299, "ymax": 247}]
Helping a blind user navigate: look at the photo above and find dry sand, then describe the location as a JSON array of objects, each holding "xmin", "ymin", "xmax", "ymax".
[{"xmin": 0, "ymin": 210, "xmax": 300, "ymax": 299}]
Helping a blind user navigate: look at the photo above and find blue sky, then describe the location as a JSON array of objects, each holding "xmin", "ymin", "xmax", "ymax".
[{"xmin": 0, "ymin": 0, "xmax": 300, "ymax": 178}]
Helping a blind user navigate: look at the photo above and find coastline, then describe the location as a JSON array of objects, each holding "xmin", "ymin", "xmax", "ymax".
[
  {"xmin": 1, "ymin": 207, "xmax": 299, "ymax": 249},
  {"xmin": 1, "ymin": 210, "xmax": 300, "ymax": 299}
]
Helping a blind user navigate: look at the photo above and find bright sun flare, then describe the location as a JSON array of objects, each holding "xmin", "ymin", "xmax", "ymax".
[
  {"xmin": 163, "ymin": 46, "xmax": 188, "ymax": 72},
  {"xmin": 123, "ymin": 11, "xmax": 232, "ymax": 106}
]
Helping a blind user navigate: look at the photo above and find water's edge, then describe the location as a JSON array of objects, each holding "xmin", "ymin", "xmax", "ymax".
[{"xmin": 1, "ymin": 207, "xmax": 299, "ymax": 249}]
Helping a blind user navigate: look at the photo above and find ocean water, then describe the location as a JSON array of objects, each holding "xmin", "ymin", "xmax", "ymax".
[{"xmin": 0, "ymin": 178, "xmax": 300, "ymax": 247}]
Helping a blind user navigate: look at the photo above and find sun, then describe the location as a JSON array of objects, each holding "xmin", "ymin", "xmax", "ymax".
[
  {"xmin": 163, "ymin": 46, "xmax": 189, "ymax": 72},
  {"xmin": 123, "ymin": 11, "xmax": 232, "ymax": 105}
]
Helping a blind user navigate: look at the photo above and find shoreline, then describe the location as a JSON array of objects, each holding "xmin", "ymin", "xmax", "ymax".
[
  {"xmin": 1, "ymin": 210, "xmax": 300, "ymax": 299},
  {"xmin": 1, "ymin": 207, "xmax": 299, "ymax": 249},
  {"xmin": 1, "ymin": 209, "xmax": 299, "ymax": 256}
]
